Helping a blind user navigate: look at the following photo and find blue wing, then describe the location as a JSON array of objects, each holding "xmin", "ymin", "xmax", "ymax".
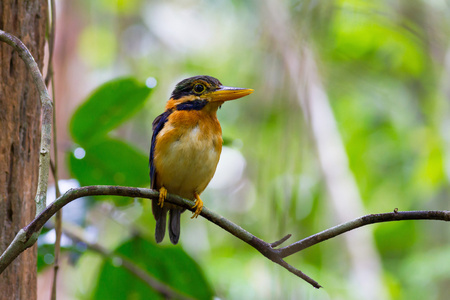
[{"xmin": 150, "ymin": 110, "xmax": 172, "ymax": 189}]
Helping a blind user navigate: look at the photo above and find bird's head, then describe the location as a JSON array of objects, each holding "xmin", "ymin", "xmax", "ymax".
[{"xmin": 166, "ymin": 75, "xmax": 253, "ymax": 111}]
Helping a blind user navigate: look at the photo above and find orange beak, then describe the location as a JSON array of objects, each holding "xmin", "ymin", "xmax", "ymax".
[{"xmin": 209, "ymin": 86, "xmax": 254, "ymax": 102}]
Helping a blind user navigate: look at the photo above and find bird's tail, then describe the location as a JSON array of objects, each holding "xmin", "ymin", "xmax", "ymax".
[
  {"xmin": 152, "ymin": 200, "xmax": 168, "ymax": 243},
  {"xmin": 152, "ymin": 200, "xmax": 183, "ymax": 244},
  {"xmin": 168, "ymin": 209, "xmax": 182, "ymax": 244}
]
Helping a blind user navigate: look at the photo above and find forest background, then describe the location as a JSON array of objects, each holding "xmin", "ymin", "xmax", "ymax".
[{"xmin": 5, "ymin": 0, "xmax": 450, "ymax": 299}]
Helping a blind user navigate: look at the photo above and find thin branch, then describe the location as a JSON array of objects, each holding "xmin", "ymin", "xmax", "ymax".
[
  {"xmin": 1, "ymin": 185, "xmax": 449, "ymax": 288},
  {"xmin": 0, "ymin": 186, "xmax": 319, "ymax": 287},
  {"xmin": 61, "ymin": 225, "xmax": 194, "ymax": 300},
  {"xmin": 270, "ymin": 234, "xmax": 292, "ymax": 248},
  {"xmin": 0, "ymin": 30, "xmax": 53, "ymax": 215},
  {"xmin": 46, "ymin": 1, "xmax": 62, "ymax": 295},
  {"xmin": 50, "ymin": 209, "xmax": 61, "ymax": 300},
  {"xmin": 278, "ymin": 210, "xmax": 450, "ymax": 258},
  {"xmin": 45, "ymin": 0, "xmax": 56, "ymax": 87},
  {"xmin": 50, "ymin": 177, "xmax": 62, "ymax": 300}
]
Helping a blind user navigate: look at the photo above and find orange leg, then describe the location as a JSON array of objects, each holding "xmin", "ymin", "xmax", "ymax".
[
  {"xmin": 191, "ymin": 192, "xmax": 204, "ymax": 219},
  {"xmin": 158, "ymin": 187, "xmax": 167, "ymax": 208}
]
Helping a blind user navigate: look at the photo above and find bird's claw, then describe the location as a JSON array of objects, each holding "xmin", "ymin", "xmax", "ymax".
[
  {"xmin": 191, "ymin": 194, "xmax": 203, "ymax": 219},
  {"xmin": 158, "ymin": 187, "xmax": 167, "ymax": 208}
]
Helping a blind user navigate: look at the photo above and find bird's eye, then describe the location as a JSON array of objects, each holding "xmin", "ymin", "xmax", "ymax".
[{"xmin": 193, "ymin": 84, "xmax": 206, "ymax": 94}]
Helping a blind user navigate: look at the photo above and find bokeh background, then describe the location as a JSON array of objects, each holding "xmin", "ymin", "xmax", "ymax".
[{"xmin": 37, "ymin": 0, "xmax": 450, "ymax": 299}]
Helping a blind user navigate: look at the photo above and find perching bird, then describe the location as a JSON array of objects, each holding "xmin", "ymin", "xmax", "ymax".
[{"xmin": 149, "ymin": 75, "xmax": 253, "ymax": 244}]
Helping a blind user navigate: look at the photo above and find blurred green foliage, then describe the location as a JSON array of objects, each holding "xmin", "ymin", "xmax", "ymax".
[
  {"xmin": 93, "ymin": 237, "xmax": 213, "ymax": 300},
  {"xmin": 68, "ymin": 78, "xmax": 151, "ymax": 204},
  {"xmin": 39, "ymin": 0, "xmax": 450, "ymax": 299},
  {"xmin": 70, "ymin": 78, "xmax": 151, "ymax": 145}
]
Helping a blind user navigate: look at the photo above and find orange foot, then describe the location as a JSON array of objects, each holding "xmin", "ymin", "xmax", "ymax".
[
  {"xmin": 158, "ymin": 187, "xmax": 167, "ymax": 208},
  {"xmin": 191, "ymin": 193, "xmax": 204, "ymax": 219}
]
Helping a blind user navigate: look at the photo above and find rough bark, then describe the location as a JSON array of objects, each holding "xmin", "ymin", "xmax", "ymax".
[{"xmin": 0, "ymin": 1, "xmax": 48, "ymax": 299}]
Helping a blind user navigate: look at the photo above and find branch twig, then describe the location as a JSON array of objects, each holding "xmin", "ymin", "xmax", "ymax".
[
  {"xmin": 44, "ymin": 1, "xmax": 63, "ymax": 298},
  {"xmin": 50, "ymin": 163, "xmax": 61, "ymax": 300},
  {"xmin": 45, "ymin": 0, "xmax": 56, "ymax": 87},
  {"xmin": 0, "ymin": 30, "xmax": 53, "ymax": 215},
  {"xmin": 278, "ymin": 210, "xmax": 450, "ymax": 258},
  {"xmin": 1, "ymin": 185, "xmax": 449, "ymax": 288}
]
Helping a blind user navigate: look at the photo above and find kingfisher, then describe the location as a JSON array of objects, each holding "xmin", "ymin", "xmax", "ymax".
[{"xmin": 149, "ymin": 75, "xmax": 253, "ymax": 244}]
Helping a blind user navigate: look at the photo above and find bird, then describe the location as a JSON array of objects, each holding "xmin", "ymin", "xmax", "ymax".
[{"xmin": 149, "ymin": 75, "xmax": 253, "ymax": 244}]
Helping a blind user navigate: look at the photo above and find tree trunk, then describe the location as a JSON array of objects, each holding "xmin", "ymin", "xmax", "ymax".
[{"xmin": 0, "ymin": 1, "xmax": 48, "ymax": 299}]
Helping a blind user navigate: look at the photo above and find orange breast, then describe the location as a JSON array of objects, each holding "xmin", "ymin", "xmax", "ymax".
[{"xmin": 153, "ymin": 110, "xmax": 222, "ymax": 199}]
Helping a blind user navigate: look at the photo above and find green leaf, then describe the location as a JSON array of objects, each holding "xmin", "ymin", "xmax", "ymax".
[
  {"xmin": 70, "ymin": 77, "xmax": 151, "ymax": 145},
  {"xmin": 92, "ymin": 237, "xmax": 214, "ymax": 300},
  {"xmin": 68, "ymin": 138, "xmax": 149, "ymax": 189}
]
